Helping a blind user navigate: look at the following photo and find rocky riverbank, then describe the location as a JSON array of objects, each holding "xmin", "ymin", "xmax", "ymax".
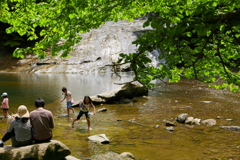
[{"xmin": 0, "ymin": 140, "xmax": 135, "ymax": 160}]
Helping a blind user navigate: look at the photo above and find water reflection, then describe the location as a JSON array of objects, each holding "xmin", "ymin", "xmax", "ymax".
[{"xmin": 0, "ymin": 73, "xmax": 133, "ymax": 111}]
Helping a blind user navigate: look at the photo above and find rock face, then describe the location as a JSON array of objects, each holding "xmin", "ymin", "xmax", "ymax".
[
  {"xmin": 0, "ymin": 140, "xmax": 71, "ymax": 160},
  {"xmin": 91, "ymin": 82, "xmax": 148, "ymax": 103},
  {"xmin": 0, "ymin": 20, "xmax": 155, "ymax": 74}
]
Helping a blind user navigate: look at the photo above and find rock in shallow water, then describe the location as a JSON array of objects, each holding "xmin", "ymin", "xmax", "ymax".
[{"xmin": 0, "ymin": 140, "xmax": 71, "ymax": 160}]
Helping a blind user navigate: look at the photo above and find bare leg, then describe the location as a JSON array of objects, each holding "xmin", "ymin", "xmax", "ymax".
[
  {"xmin": 72, "ymin": 119, "xmax": 78, "ymax": 128},
  {"xmin": 67, "ymin": 108, "xmax": 70, "ymax": 116},
  {"xmin": 3, "ymin": 110, "xmax": 8, "ymax": 118},
  {"xmin": 87, "ymin": 118, "xmax": 92, "ymax": 130},
  {"xmin": 71, "ymin": 107, "xmax": 75, "ymax": 113}
]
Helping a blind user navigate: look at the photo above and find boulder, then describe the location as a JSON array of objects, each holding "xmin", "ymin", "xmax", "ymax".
[
  {"xmin": 91, "ymin": 82, "xmax": 148, "ymax": 104},
  {"xmin": 88, "ymin": 134, "xmax": 110, "ymax": 144},
  {"xmin": 0, "ymin": 140, "xmax": 71, "ymax": 160}
]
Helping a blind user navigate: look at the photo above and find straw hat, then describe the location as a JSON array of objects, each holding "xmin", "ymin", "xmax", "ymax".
[{"xmin": 17, "ymin": 105, "xmax": 30, "ymax": 118}]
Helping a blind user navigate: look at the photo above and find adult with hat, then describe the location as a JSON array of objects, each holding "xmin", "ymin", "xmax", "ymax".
[{"xmin": 0, "ymin": 105, "xmax": 32, "ymax": 147}]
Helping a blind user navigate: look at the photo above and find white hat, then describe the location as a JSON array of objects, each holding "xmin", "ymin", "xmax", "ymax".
[
  {"xmin": 1, "ymin": 92, "xmax": 8, "ymax": 97},
  {"xmin": 16, "ymin": 105, "xmax": 30, "ymax": 118}
]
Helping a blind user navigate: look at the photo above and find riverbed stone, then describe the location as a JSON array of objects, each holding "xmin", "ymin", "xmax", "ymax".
[
  {"xmin": 65, "ymin": 155, "xmax": 80, "ymax": 160},
  {"xmin": 91, "ymin": 82, "xmax": 148, "ymax": 104},
  {"xmin": 166, "ymin": 126, "xmax": 174, "ymax": 132},
  {"xmin": 175, "ymin": 113, "xmax": 188, "ymax": 123},
  {"xmin": 219, "ymin": 126, "xmax": 240, "ymax": 131},
  {"xmin": 97, "ymin": 108, "xmax": 107, "ymax": 112},
  {"xmin": 120, "ymin": 152, "xmax": 135, "ymax": 159},
  {"xmin": 185, "ymin": 117, "xmax": 194, "ymax": 124},
  {"xmin": 202, "ymin": 119, "xmax": 217, "ymax": 126},
  {"xmin": 0, "ymin": 140, "xmax": 71, "ymax": 160},
  {"xmin": 91, "ymin": 151, "xmax": 134, "ymax": 160},
  {"xmin": 88, "ymin": 134, "xmax": 110, "ymax": 144},
  {"xmin": 163, "ymin": 120, "xmax": 176, "ymax": 126}
]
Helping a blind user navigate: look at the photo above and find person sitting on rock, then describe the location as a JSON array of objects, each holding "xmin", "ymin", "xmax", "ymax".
[
  {"xmin": 30, "ymin": 98, "xmax": 54, "ymax": 143},
  {"xmin": 0, "ymin": 105, "xmax": 32, "ymax": 147}
]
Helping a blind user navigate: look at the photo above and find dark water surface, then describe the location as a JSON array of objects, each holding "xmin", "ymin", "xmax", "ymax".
[{"xmin": 0, "ymin": 73, "xmax": 240, "ymax": 160}]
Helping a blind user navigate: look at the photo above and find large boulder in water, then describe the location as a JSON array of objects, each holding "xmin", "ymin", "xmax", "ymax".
[
  {"xmin": 0, "ymin": 140, "xmax": 71, "ymax": 160},
  {"xmin": 91, "ymin": 82, "xmax": 148, "ymax": 104}
]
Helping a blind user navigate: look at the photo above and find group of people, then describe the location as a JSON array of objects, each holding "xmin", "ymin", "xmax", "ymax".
[
  {"xmin": 60, "ymin": 87, "xmax": 96, "ymax": 130},
  {"xmin": 0, "ymin": 87, "xmax": 96, "ymax": 147},
  {"xmin": 0, "ymin": 97, "xmax": 54, "ymax": 147}
]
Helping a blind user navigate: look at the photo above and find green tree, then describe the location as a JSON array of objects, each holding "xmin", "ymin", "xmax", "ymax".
[{"xmin": 0, "ymin": 0, "xmax": 239, "ymax": 91}]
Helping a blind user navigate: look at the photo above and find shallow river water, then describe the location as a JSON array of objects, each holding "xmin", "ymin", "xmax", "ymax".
[{"xmin": 0, "ymin": 73, "xmax": 239, "ymax": 160}]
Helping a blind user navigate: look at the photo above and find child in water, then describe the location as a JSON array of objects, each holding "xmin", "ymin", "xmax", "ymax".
[
  {"xmin": 0, "ymin": 92, "xmax": 10, "ymax": 118},
  {"xmin": 61, "ymin": 87, "xmax": 75, "ymax": 116},
  {"xmin": 72, "ymin": 96, "xmax": 96, "ymax": 130}
]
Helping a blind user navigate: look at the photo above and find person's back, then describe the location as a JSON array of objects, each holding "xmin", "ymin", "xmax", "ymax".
[
  {"xmin": 10, "ymin": 117, "xmax": 32, "ymax": 147},
  {"xmin": 0, "ymin": 105, "xmax": 32, "ymax": 147},
  {"xmin": 30, "ymin": 98, "xmax": 54, "ymax": 143}
]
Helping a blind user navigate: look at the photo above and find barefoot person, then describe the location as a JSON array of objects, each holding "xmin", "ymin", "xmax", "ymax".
[
  {"xmin": 61, "ymin": 87, "xmax": 75, "ymax": 116},
  {"xmin": 72, "ymin": 96, "xmax": 96, "ymax": 130},
  {"xmin": 1, "ymin": 92, "xmax": 10, "ymax": 118}
]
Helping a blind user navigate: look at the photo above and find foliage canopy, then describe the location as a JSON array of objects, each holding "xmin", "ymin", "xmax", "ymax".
[{"xmin": 0, "ymin": 0, "xmax": 239, "ymax": 91}]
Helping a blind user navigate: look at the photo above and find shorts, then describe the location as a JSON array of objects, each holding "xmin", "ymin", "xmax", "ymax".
[
  {"xmin": 2, "ymin": 108, "xmax": 9, "ymax": 111},
  {"xmin": 77, "ymin": 110, "xmax": 90, "ymax": 119},
  {"xmin": 67, "ymin": 101, "xmax": 72, "ymax": 108}
]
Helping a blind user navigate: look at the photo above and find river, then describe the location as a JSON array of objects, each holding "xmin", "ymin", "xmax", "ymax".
[{"xmin": 0, "ymin": 73, "xmax": 239, "ymax": 160}]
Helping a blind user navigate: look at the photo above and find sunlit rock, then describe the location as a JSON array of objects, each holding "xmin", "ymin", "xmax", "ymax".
[
  {"xmin": 91, "ymin": 82, "xmax": 148, "ymax": 104},
  {"xmin": 120, "ymin": 152, "xmax": 135, "ymax": 159},
  {"xmin": 88, "ymin": 134, "xmax": 110, "ymax": 144},
  {"xmin": 166, "ymin": 126, "xmax": 174, "ymax": 132},
  {"xmin": 175, "ymin": 113, "xmax": 188, "ymax": 123},
  {"xmin": 91, "ymin": 151, "xmax": 134, "ymax": 160},
  {"xmin": 185, "ymin": 117, "xmax": 201, "ymax": 125},
  {"xmin": 202, "ymin": 119, "xmax": 217, "ymax": 126},
  {"xmin": 192, "ymin": 118, "xmax": 201, "ymax": 125},
  {"xmin": 65, "ymin": 156, "xmax": 80, "ymax": 160},
  {"xmin": 0, "ymin": 140, "xmax": 71, "ymax": 160},
  {"xmin": 185, "ymin": 117, "xmax": 194, "ymax": 124}
]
